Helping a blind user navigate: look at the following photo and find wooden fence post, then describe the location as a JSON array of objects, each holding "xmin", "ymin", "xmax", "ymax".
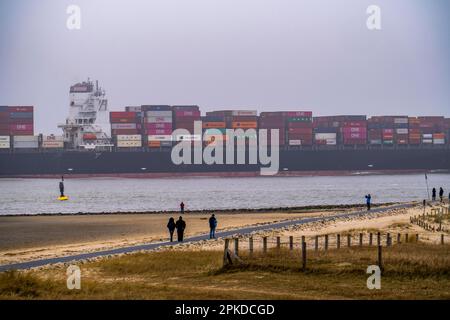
[
  {"xmin": 234, "ymin": 238, "xmax": 239, "ymax": 256},
  {"xmin": 337, "ymin": 234, "xmax": 340, "ymax": 249},
  {"xmin": 441, "ymin": 234, "xmax": 445, "ymax": 245},
  {"xmin": 301, "ymin": 236, "xmax": 305, "ymax": 247},
  {"xmin": 415, "ymin": 234, "xmax": 419, "ymax": 242},
  {"xmin": 263, "ymin": 237, "xmax": 267, "ymax": 253},
  {"xmin": 359, "ymin": 233, "xmax": 363, "ymax": 247},
  {"xmin": 369, "ymin": 233, "xmax": 373, "ymax": 246},
  {"xmin": 386, "ymin": 233, "xmax": 391, "ymax": 246},
  {"xmin": 315, "ymin": 236, "xmax": 318, "ymax": 251},
  {"xmin": 302, "ymin": 241, "xmax": 307, "ymax": 271},
  {"xmin": 276, "ymin": 236, "xmax": 281, "ymax": 249},
  {"xmin": 249, "ymin": 237, "xmax": 253, "ymax": 254},
  {"xmin": 397, "ymin": 233, "xmax": 401, "ymax": 244},
  {"xmin": 405, "ymin": 233, "xmax": 409, "ymax": 243},
  {"xmin": 347, "ymin": 234, "xmax": 351, "ymax": 247},
  {"xmin": 377, "ymin": 232, "xmax": 381, "ymax": 246},
  {"xmin": 378, "ymin": 245, "xmax": 383, "ymax": 273},
  {"xmin": 325, "ymin": 234, "xmax": 329, "ymax": 250},
  {"xmin": 289, "ymin": 236, "xmax": 294, "ymax": 250},
  {"xmin": 223, "ymin": 239, "xmax": 231, "ymax": 266}
]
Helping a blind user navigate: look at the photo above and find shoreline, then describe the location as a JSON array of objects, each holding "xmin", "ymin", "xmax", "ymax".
[
  {"xmin": 0, "ymin": 169, "xmax": 448, "ymax": 179},
  {"xmin": 0, "ymin": 202, "xmax": 402, "ymax": 217}
]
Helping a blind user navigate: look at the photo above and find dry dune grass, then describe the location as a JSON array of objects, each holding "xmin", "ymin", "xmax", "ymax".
[{"xmin": 1, "ymin": 242, "xmax": 449, "ymax": 300}]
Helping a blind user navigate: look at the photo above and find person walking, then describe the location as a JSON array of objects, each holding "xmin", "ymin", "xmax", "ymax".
[
  {"xmin": 432, "ymin": 188, "xmax": 436, "ymax": 201},
  {"xmin": 209, "ymin": 214, "xmax": 217, "ymax": 239},
  {"xmin": 365, "ymin": 194, "xmax": 372, "ymax": 211},
  {"xmin": 167, "ymin": 217, "xmax": 176, "ymax": 242},
  {"xmin": 439, "ymin": 187, "xmax": 444, "ymax": 202},
  {"xmin": 180, "ymin": 202, "xmax": 185, "ymax": 214},
  {"xmin": 59, "ymin": 180, "xmax": 65, "ymax": 197},
  {"xmin": 175, "ymin": 216, "xmax": 186, "ymax": 242}
]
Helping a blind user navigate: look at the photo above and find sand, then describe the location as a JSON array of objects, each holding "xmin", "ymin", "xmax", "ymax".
[{"xmin": 1, "ymin": 203, "xmax": 447, "ymax": 266}]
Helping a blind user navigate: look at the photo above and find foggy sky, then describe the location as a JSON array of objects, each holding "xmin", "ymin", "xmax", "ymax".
[{"xmin": 0, "ymin": 0, "xmax": 449, "ymax": 134}]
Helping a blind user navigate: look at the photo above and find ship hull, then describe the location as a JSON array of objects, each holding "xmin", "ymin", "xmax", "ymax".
[{"xmin": 1, "ymin": 148, "xmax": 449, "ymax": 178}]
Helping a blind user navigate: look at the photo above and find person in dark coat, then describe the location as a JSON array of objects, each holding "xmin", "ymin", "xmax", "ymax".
[
  {"xmin": 167, "ymin": 217, "xmax": 176, "ymax": 242},
  {"xmin": 175, "ymin": 216, "xmax": 186, "ymax": 242},
  {"xmin": 439, "ymin": 187, "xmax": 444, "ymax": 202},
  {"xmin": 209, "ymin": 214, "xmax": 217, "ymax": 239},
  {"xmin": 432, "ymin": 188, "xmax": 436, "ymax": 201},
  {"xmin": 180, "ymin": 202, "xmax": 185, "ymax": 214},
  {"xmin": 365, "ymin": 194, "xmax": 371, "ymax": 211},
  {"xmin": 59, "ymin": 180, "xmax": 65, "ymax": 197}
]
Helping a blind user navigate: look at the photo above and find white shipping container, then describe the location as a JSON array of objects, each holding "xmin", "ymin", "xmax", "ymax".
[
  {"xmin": 117, "ymin": 140, "xmax": 142, "ymax": 148},
  {"xmin": 13, "ymin": 141, "xmax": 39, "ymax": 148},
  {"xmin": 325, "ymin": 139, "xmax": 337, "ymax": 145},
  {"xmin": 175, "ymin": 134, "xmax": 202, "ymax": 141},
  {"xmin": 0, "ymin": 136, "xmax": 10, "ymax": 142},
  {"xmin": 396, "ymin": 128, "xmax": 408, "ymax": 134},
  {"xmin": 394, "ymin": 118, "xmax": 408, "ymax": 124},
  {"xmin": 422, "ymin": 134, "xmax": 433, "ymax": 139},
  {"xmin": 0, "ymin": 141, "xmax": 10, "ymax": 149},
  {"xmin": 111, "ymin": 123, "xmax": 137, "ymax": 130},
  {"xmin": 289, "ymin": 140, "xmax": 302, "ymax": 146},
  {"xmin": 422, "ymin": 139, "xmax": 433, "ymax": 144},
  {"xmin": 146, "ymin": 116, "xmax": 173, "ymax": 123},
  {"xmin": 42, "ymin": 141, "xmax": 64, "ymax": 148},
  {"xmin": 370, "ymin": 139, "xmax": 382, "ymax": 144},
  {"xmin": 148, "ymin": 135, "xmax": 173, "ymax": 141},
  {"xmin": 146, "ymin": 111, "xmax": 173, "ymax": 117},
  {"xmin": 231, "ymin": 110, "xmax": 257, "ymax": 116},
  {"xmin": 14, "ymin": 135, "xmax": 38, "ymax": 142},
  {"xmin": 117, "ymin": 134, "xmax": 142, "ymax": 141},
  {"xmin": 433, "ymin": 139, "xmax": 445, "ymax": 144},
  {"xmin": 315, "ymin": 133, "xmax": 337, "ymax": 140},
  {"xmin": 43, "ymin": 135, "xmax": 64, "ymax": 142}
]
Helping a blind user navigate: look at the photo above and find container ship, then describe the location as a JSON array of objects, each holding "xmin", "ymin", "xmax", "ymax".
[{"xmin": 0, "ymin": 79, "xmax": 449, "ymax": 177}]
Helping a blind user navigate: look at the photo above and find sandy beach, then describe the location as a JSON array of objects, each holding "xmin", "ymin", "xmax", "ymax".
[{"xmin": 1, "ymin": 202, "xmax": 448, "ymax": 266}]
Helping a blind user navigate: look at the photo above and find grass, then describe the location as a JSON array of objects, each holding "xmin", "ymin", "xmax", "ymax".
[{"xmin": 0, "ymin": 243, "xmax": 449, "ymax": 300}]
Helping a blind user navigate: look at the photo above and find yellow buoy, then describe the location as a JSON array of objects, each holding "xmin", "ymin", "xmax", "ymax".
[{"xmin": 58, "ymin": 196, "xmax": 69, "ymax": 201}]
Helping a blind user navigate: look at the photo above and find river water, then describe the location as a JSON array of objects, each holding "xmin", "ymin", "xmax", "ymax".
[{"xmin": 0, "ymin": 174, "xmax": 448, "ymax": 215}]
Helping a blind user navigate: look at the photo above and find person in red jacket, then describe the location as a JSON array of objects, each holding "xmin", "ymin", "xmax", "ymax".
[{"xmin": 180, "ymin": 202, "xmax": 185, "ymax": 214}]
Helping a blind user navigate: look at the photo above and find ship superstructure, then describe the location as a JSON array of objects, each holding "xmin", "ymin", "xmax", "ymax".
[{"xmin": 58, "ymin": 79, "xmax": 112, "ymax": 149}]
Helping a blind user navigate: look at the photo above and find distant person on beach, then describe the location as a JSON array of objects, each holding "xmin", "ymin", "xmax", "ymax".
[
  {"xmin": 167, "ymin": 217, "xmax": 176, "ymax": 242},
  {"xmin": 365, "ymin": 194, "xmax": 371, "ymax": 211},
  {"xmin": 175, "ymin": 216, "xmax": 186, "ymax": 242},
  {"xmin": 59, "ymin": 180, "xmax": 65, "ymax": 197},
  {"xmin": 209, "ymin": 214, "xmax": 217, "ymax": 239},
  {"xmin": 439, "ymin": 187, "xmax": 444, "ymax": 202},
  {"xmin": 180, "ymin": 202, "xmax": 185, "ymax": 214},
  {"xmin": 432, "ymin": 188, "xmax": 436, "ymax": 201}
]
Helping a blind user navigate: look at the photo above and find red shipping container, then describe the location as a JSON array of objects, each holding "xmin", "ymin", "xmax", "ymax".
[
  {"xmin": 145, "ymin": 123, "xmax": 172, "ymax": 129},
  {"xmin": 146, "ymin": 128, "xmax": 172, "ymax": 135},
  {"xmin": 342, "ymin": 121, "xmax": 367, "ymax": 127},
  {"xmin": 341, "ymin": 127, "xmax": 367, "ymax": 134},
  {"xmin": 175, "ymin": 111, "xmax": 201, "ymax": 117},
  {"xmin": 8, "ymin": 106, "xmax": 33, "ymax": 112},
  {"xmin": 382, "ymin": 129, "xmax": 394, "ymax": 134},
  {"xmin": 343, "ymin": 132, "xmax": 365, "ymax": 139},
  {"xmin": 110, "ymin": 112, "xmax": 137, "ymax": 119},
  {"xmin": 111, "ymin": 118, "xmax": 139, "ymax": 124},
  {"xmin": 0, "ymin": 112, "xmax": 9, "ymax": 119},
  {"xmin": 10, "ymin": 124, "xmax": 33, "ymax": 131},
  {"xmin": 10, "ymin": 130, "xmax": 33, "ymax": 135},
  {"xmin": 287, "ymin": 133, "xmax": 313, "ymax": 140},
  {"xmin": 0, "ymin": 124, "xmax": 9, "ymax": 130},
  {"xmin": 343, "ymin": 139, "xmax": 366, "ymax": 145}
]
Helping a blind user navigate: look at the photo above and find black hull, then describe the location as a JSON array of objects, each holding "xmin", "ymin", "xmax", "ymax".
[{"xmin": 0, "ymin": 148, "xmax": 449, "ymax": 177}]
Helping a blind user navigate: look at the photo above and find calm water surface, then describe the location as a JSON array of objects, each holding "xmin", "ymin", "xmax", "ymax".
[{"xmin": 0, "ymin": 174, "xmax": 448, "ymax": 215}]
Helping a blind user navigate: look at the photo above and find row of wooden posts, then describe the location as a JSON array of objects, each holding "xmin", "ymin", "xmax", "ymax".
[
  {"xmin": 223, "ymin": 233, "xmax": 446, "ymax": 269},
  {"xmin": 411, "ymin": 216, "xmax": 447, "ymax": 232}
]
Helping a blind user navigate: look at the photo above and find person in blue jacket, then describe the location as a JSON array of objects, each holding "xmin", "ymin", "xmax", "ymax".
[
  {"xmin": 209, "ymin": 214, "xmax": 217, "ymax": 239},
  {"xmin": 365, "ymin": 194, "xmax": 372, "ymax": 211}
]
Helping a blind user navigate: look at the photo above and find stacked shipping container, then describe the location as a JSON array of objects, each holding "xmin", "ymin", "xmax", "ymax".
[
  {"xmin": 110, "ymin": 111, "xmax": 142, "ymax": 148},
  {"xmin": 142, "ymin": 105, "xmax": 173, "ymax": 148}
]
